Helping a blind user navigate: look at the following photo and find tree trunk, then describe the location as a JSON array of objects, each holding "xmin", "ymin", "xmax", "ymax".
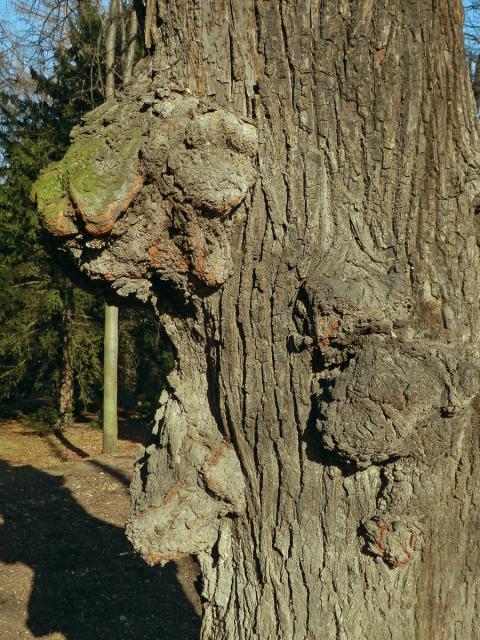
[
  {"xmin": 103, "ymin": 302, "xmax": 118, "ymax": 454},
  {"xmin": 102, "ymin": 0, "xmax": 121, "ymax": 454},
  {"xmin": 105, "ymin": 0, "xmax": 117, "ymax": 99},
  {"xmin": 123, "ymin": 7, "xmax": 138, "ymax": 83},
  {"xmin": 33, "ymin": 1, "xmax": 480, "ymax": 637},
  {"xmin": 472, "ymin": 51, "xmax": 480, "ymax": 112},
  {"xmin": 56, "ymin": 303, "xmax": 74, "ymax": 429}
]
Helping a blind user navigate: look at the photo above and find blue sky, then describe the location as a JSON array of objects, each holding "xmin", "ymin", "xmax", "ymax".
[{"xmin": 0, "ymin": 1, "xmax": 22, "ymax": 27}]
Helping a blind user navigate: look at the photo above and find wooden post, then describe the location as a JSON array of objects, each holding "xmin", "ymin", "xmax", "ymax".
[{"xmin": 102, "ymin": 302, "xmax": 118, "ymax": 454}]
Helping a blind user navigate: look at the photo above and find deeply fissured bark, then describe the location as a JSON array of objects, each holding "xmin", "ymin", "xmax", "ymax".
[{"xmin": 34, "ymin": 1, "xmax": 480, "ymax": 638}]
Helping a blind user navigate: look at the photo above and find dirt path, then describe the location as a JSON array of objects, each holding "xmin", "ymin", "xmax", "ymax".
[{"xmin": 0, "ymin": 421, "xmax": 201, "ymax": 639}]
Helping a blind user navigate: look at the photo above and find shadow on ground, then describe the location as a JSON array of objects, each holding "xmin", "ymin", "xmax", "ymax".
[{"xmin": 0, "ymin": 459, "xmax": 200, "ymax": 639}]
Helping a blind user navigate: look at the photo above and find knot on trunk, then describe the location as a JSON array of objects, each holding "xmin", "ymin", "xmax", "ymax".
[
  {"xmin": 142, "ymin": 93, "xmax": 258, "ymax": 216},
  {"xmin": 126, "ymin": 389, "xmax": 245, "ymax": 567},
  {"xmin": 360, "ymin": 517, "xmax": 422, "ymax": 569},
  {"xmin": 32, "ymin": 78, "xmax": 258, "ymax": 298},
  {"xmin": 31, "ymin": 99, "xmax": 147, "ymax": 236},
  {"xmin": 296, "ymin": 278, "xmax": 480, "ymax": 469},
  {"xmin": 126, "ymin": 482, "xmax": 239, "ymax": 567},
  {"xmin": 314, "ymin": 337, "xmax": 480, "ymax": 468}
]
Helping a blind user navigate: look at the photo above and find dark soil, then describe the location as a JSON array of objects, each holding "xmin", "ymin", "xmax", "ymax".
[{"xmin": 0, "ymin": 419, "xmax": 201, "ymax": 639}]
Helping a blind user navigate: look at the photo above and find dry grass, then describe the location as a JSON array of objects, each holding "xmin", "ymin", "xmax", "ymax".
[
  {"xmin": 0, "ymin": 416, "xmax": 201, "ymax": 640},
  {"xmin": 0, "ymin": 418, "xmax": 143, "ymax": 468}
]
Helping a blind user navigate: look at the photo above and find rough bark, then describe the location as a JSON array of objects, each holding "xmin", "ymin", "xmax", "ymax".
[{"xmin": 33, "ymin": 1, "xmax": 480, "ymax": 638}]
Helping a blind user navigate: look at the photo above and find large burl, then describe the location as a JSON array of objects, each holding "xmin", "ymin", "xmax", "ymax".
[
  {"xmin": 32, "ymin": 73, "xmax": 257, "ymax": 565},
  {"xmin": 33, "ymin": 74, "xmax": 258, "ymax": 298},
  {"xmin": 317, "ymin": 336, "xmax": 480, "ymax": 468},
  {"xmin": 295, "ymin": 272, "xmax": 480, "ymax": 568}
]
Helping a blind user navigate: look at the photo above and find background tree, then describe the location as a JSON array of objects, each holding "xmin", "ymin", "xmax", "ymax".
[
  {"xmin": 0, "ymin": 0, "xmax": 170, "ymax": 428},
  {"xmin": 102, "ymin": 0, "xmax": 120, "ymax": 454},
  {"xmin": 463, "ymin": 2, "xmax": 480, "ymax": 107},
  {"xmin": 0, "ymin": 0, "xmax": 105, "ymax": 425},
  {"xmin": 34, "ymin": 0, "xmax": 480, "ymax": 638}
]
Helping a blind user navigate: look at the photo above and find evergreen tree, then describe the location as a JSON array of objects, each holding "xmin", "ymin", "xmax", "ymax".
[
  {"xmin": 0, "ymin": 1, "xmax": 105, "ymax": 422},
  {"xmin": 0, "ymin": 0, "xmax": 172, "ymax": 428}
]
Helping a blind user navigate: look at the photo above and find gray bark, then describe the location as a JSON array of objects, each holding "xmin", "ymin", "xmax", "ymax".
[{"xmin": 33, "ymin": 1, "xmax": 480, "ymax": 638}]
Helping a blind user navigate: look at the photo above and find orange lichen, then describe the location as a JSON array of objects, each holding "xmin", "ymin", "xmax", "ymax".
[
  {"xmin": 374, "ymin": 49, "xmax": 386, "ymax": 72},
  {"xmin": 368, "ymin": 519, "xmax": 416, "ymax": 568},
  {"xmin": 318, "ymin": 316, "xmax": 342, "ymax": 347},
  {"xmin": 192, "ymin": 248, "xmax": 218, "ymax": 287},
  {"xmin": 148, "ymin": 244, "xmax": 189, "ymax": 273}
]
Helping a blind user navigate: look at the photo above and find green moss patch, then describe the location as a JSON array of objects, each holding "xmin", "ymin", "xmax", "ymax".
[{"xmin": 32, "ymin": 99, "xmax": 148, "ymax": 236}]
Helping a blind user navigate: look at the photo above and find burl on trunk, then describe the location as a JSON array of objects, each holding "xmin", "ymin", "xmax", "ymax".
[{"xmin": 33, "ymin": 1, "xmax": 480, "ymax": 638}]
